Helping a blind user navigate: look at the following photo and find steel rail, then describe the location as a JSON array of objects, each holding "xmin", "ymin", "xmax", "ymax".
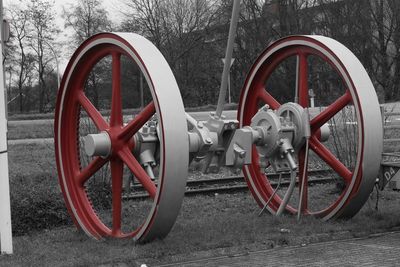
[{"xmin": 123, "ymin": 169, "xmax": 333, "ymax": 200}]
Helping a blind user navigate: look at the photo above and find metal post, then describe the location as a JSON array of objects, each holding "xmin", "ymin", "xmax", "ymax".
[
  {"xmin": 215, "ymin": 0, "xmax": 241, "ymax": 118},
  {"xmin": 221, "ymin": 58, "xmax": 235, "ymax": 105},
  {"xmin": 0, "ymin": 0, "xmax": 13, "ymax": 254},
  {"xmin": 228, "ymin": 72, "xmax": 231, "ymax": 104}
]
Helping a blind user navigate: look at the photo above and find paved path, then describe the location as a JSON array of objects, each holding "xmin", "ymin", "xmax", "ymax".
[
  {"xmin": 7, "ymin": 137, "xmax": 53, "ymax": 145},
  {"xmin": 157, "ymin": 231, "xmax": 400, "ymax": 267},
  {"xmin": 8, "ymin": 118, "xmax": 53, "ymax": 126}
]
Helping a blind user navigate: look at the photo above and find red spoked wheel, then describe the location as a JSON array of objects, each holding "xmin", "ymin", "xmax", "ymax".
[
  {"xmin": 238, "ymin": 35, "xmax": 382, "ymax": 219},
  {"xmin": 55, "ymin": 33, "xmax": 188, "ymax": 241}
]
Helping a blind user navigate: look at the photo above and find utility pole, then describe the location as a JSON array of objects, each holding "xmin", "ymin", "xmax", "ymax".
[
  {"xmin": 215, "ymin": 0, "xmax": 240, "ymax": 117},
  {"xmin": 0, "ymin": 0, "xmax": 13, "ymax": 255},
  {"xmin": 221, "ymin": 58, "xmax": 235, "ymax": 104}
]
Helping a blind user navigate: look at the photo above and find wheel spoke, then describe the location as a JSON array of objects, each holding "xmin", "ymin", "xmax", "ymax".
[
  {"xmin": 118, "ymin": 147, "xmax": 157, "ymax": 198},
  {"xmin": 309, "ymin": 136, "xmax": 352, "ymax": 183},
  {"xmin": 297, "ymin": 53, "xmax": 309, "ymax": 108},
  {"xmin": 311, "ymin": 90, "xmax": 352, "ymax": 131},
  {"xmin": 257, "ymin": 87, "xmax": 281, "ymax": 110},
  {"xmin": 298, "ymin": 147, "xmax": 308, "ymax": 212},
  {"xmin": 119, "ymin": 102, "xmax": 156, "ymax": 141},
  {"xmin": 111, "ymin": 158, "xmax": 124, "ymax": 235},
  {"xmin": 110, "ymin": 52, "xmax": 123, "ymax": 127},
  {"xmin": 76, "ymin": 157, "xmax": 108, "ymax": 186},
  {"xmin": 77, "ymin": 91, "xmax": 108, "ymax": 131}
]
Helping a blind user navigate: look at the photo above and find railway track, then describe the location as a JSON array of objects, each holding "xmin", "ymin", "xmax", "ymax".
[{"xmin": 123, "ymin": 169, "xmax": 334, "ymax": 200}]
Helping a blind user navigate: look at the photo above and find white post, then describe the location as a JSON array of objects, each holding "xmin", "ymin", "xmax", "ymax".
[{"xmin": 0, "ymin": 0, "xmax": 13, "ymax": 254}]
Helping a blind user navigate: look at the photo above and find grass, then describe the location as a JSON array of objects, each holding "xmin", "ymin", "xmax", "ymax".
[
  {"xmin": 7, "ymin": 143, "xmax": 68, "ymax": 236},
  {"xmin": 2, "ymin": 142, "xmax": 400, "ymax": 266},
  {"xmin": 1, "ymin": 104, "xmax": 400, "ymax": 265},
  {"xmin": 7, "ymin": 121, "xmax": 54, "ymax": 140},
  {"xmin": 1, "ymin": 190, "xmax": 400, "ymax": 266},
  {"xmin": 8, "ymin": 143, "xmax": 56, "ymax": 178}
]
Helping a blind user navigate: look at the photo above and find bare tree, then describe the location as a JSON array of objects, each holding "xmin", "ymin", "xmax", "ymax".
[
  {"xmin": 7, "ymin": 4, "xmax": 35, "ymax": 112},
  {"xmin": 120, "ymin": 0, "xmax": 219, "ymax": 106},
  {"xmin": 27, "ymin": 0, "xmax": 59, "ymax": 112},
  {"xmin": 63, "ymin": 0, "xmax": 112, "ymax": 45},
  {"xmin": 388, "ymin": 0, "xmax": 400, "ymax": 100},
  {"xmin": 63, "ymin": 0, "xmax": 112, "ymax": 108},
  {"xmin": 120, "ymin": 0, "xmax": 165, "ymax": 47},
  {"xmin": 121, "ymin": 0, "xmax": 216, "ymax": 62},
  {"xmin": 366, "ymin": 0, "xmax": 396, "ymax": 102}
]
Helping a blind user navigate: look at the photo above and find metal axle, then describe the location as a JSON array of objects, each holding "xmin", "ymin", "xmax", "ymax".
[
  {"xmin": 83, "ymin": 103, "xmax": 330, "ymax": 179},
  {"xmin": 83, "ymin": 132, "xmax": 111, "ymax": 158}
]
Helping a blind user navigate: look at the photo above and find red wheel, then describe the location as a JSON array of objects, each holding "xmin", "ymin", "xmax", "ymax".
[
  {"xmin": 238, "ymin": 36, "xmax": 382, "ymax": 219},
  {"xmin": 55, "ymin": 33, "xmax": 188, "ymax": 241}
]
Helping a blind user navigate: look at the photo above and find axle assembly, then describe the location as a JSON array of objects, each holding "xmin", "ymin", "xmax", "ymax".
[{"xmin": 54, "ymin": 32, "xmax": 382, "ymax": 242}]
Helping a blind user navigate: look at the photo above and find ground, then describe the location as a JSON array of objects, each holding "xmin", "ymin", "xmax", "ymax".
[{"xmin": 1, "ymin": 189, "xmax": 400, "ymax": 266}]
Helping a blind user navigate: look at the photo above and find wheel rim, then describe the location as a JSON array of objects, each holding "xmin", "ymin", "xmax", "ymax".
[
  {"xmin": 54, "ymin": 33, "xmax": 188, "ymax": 241},
  {"xmin": 238, "ymin": 35, "xmax": 382, "ymax": 219}
]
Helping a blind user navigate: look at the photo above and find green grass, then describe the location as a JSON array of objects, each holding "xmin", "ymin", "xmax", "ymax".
[
  {"xmin": 6, "ymin": 142, "xmax": 400, "ymax": 237},
  {"xmin": 1, "ymin": 191, "xmax": 400, "ymax": 266},
  {"xmin": 8, "ymin": 143, "xmax": 56, "ymax": 178},
  {"xmin": 2, "ymin": 109, "xmax": 400, "ymax": 265},
  {"xmin": 7, "ymin": 143, "xmax": 68, "ymax": 236},
  {"xmin": 7, "ymin": 121, "xmax": 54, "ymax": 140}
]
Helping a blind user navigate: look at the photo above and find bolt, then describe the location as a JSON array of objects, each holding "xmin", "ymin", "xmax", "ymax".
[
  {"xmin": 239, "ymin": 151, "xmax": 246, "ymax": 158},
  {"xmin": 263, "ymin": 104, "xmax": 270, "ymax": 111},
  {"xmin": 197, "ymin": 122, "xmax": 204, "ymax": 128},
  {"xmin": 205, "ymin": 137, "xmax": 212, "ymax": 144}
]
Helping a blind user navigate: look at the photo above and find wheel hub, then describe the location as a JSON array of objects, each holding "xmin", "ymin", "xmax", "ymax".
[
  {"xmin": 276, "ymin": 102, "xmax": 310, "ymax": 151},
  {"xmin": 251, "ymin": 102, "xmax": 311, "ymax": 156},
  {"xmin": 83, "ymin": 132, "xmax": 112, "ymax": 158},
  {"xmin": 84, "ymin": 128, "xmax": 137, "ymax": 159}
]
